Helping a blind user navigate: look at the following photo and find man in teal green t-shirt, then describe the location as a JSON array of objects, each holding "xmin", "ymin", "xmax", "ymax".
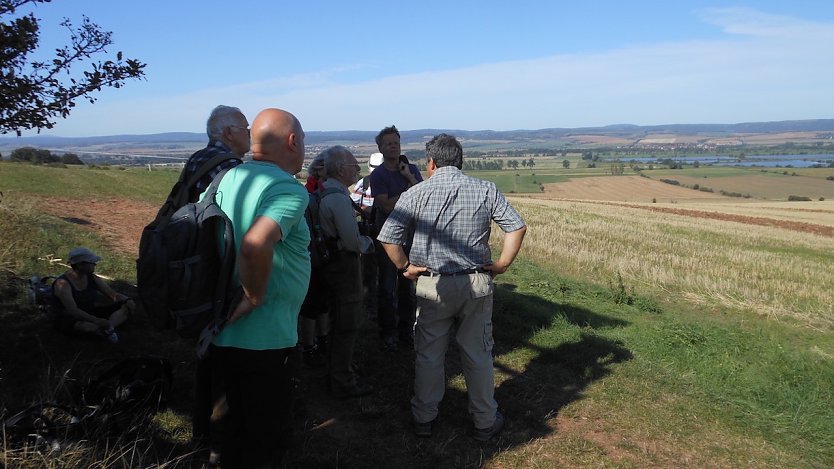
[{"xmin": 211, "ymin": 108, "xmax": 309, "ymax": 468}]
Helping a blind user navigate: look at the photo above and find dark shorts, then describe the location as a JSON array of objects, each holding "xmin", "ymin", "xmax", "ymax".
[{"xmin": 56, "ymin": 301, "xmax": 126, "ymax": 332}]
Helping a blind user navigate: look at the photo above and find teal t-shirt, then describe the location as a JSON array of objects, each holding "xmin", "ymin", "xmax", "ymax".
[{"xmin": 211, "ymin": 161, "xmax": 311, "ymax": 350}]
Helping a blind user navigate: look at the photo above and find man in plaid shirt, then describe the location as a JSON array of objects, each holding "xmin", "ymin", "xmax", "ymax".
[{"xmin": 378, "ymin": 133, "xmax": 527, "ymax": 442}]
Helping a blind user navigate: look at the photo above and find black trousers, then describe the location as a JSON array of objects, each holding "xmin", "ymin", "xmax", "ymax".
[
  {"xmin": 375, "ymin": 240, "xmax": 416, "ymax": 339},
  {"xmin": 193, "ymin": 345, "xmax": 225, "ymax": 454},
  {"xmin": 215, "ymin": 345, "xmax": 294, "ymax": 468}
]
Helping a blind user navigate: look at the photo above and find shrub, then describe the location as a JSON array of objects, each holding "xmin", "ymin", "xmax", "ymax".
[
  {"xmin": 660, "ymin": 179, "xmax": 680, "ymax": 186},
  {"xmin": 788, "ymin": 195, "xmax": 812, "ymax": 201},
  {"xmin": 609, "ymin": 272, "xmax": 635, "ymax": 305}
]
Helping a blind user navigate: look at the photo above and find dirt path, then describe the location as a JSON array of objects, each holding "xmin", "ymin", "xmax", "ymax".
[{"xmin": 37, "ymin": 196, "xmax": 158, "ymax": 256}]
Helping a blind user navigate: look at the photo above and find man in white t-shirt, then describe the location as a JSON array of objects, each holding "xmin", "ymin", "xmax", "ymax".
[{"xmin": 351, "ymin": 152, "xmax": 383, "ymax": 213}]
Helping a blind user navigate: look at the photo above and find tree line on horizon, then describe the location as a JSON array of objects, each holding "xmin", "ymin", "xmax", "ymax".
[{"xmin": 2, "ymin": 146, "xmax": 84, "ymax": 165}]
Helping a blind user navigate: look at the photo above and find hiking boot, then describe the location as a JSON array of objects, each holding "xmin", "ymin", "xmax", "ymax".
[
  {"xmin": 473, "ymin": 411, "xmax": 504, "ymax": 442},
  {"xmin": 330, "ymin": 381, "xmax": 374, "ymax": 399},
  {"xmin": 414, "ymin": 417, "xmax": 436, "ymax": 438},
  {"xmin": 105, "ymin": 328, "xmax": 119, "ymax": 343},
  {"xmin": 208, "ymin": 450, "xmax": 221, "ymax": 467}
]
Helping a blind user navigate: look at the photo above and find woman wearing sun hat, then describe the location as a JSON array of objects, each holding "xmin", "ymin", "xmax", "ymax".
[{"xmin": 52, "ymin": 247, "xmax": 135, "ymax": 342}]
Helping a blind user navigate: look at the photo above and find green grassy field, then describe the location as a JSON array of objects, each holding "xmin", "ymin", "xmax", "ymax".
[
  {"xmin": 1, "ymin": 161, "xmax": 832, "ymax": 468},
  {"xmin": 0, "ymin": 163, "xmax": 180, "ymax": 203}
]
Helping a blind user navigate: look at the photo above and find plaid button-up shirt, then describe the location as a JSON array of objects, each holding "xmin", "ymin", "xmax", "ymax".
[
  {"xmin": 182, "ymin": 140, "xmax": 242, "ymax": 202},
  {"xmin": 377, "ymin": 166, "xmax": 525, "ymax": 274}
]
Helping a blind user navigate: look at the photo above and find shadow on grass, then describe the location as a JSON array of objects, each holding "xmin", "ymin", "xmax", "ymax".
[
  {"xmin": 0, "ymin": 276, "xmax": 209, "ymax": 466},
  {"xmin": 290, "ymin": 283, "xmax": 633, "ymax": 468},
  {"xmin": 1, "ymin": 272, "xmax": 633, "ymax": 468}
]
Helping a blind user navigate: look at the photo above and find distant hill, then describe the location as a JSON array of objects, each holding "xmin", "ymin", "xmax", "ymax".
[{"xmin": 3, "ymin": 119, "xmax": 833, "ymax": 148}]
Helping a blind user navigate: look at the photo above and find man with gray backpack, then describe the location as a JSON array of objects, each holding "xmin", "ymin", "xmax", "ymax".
[{"xmin": 136, "ymin": 104, "xmax": 250, "ymax": 465}]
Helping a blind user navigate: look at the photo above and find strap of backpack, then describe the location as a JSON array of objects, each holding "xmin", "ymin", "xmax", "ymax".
[
  {"xmin": 183, "ymin": 152, "xmax": 239, "ymax": 190},
  {"xmin": 202, "ymin": 166, "xmax": 231, "ymax": 200},
  {"xmin": 311, "ymin": 187, "xmax": 343, "ymax": 224},
  {"xmin": 195, "ymin": 167, "xmax": 236, "ymax": 358},
  {"xmin": 154, "ymin": 153, "xmax": 238, "ymax": 222}
]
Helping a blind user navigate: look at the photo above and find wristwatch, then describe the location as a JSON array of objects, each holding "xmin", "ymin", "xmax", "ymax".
[{"xmin": 398, "ymin": 261, "xmax": 411, "ymax": 275}]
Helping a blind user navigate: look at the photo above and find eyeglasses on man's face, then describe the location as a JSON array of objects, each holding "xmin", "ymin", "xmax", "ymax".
[{"xmin": 230, "ymin": 125, "xmax": 250, "ymax": 133}]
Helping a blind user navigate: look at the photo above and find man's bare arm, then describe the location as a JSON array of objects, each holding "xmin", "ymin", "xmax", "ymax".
[
  {"xmin": 483, "ymin": 226, "xmax": 527, "ymax": 277},
  {"xmin": 53, "ymin": 279, "xmax": 110, "ymax": 328},
  {"xmin": 228, "ymin": 216, "xmax": 283, "ymax": 323},
  {"xmin": 374, "ymin": 193, "xmax": 397, "ymax": 215},
  {"xmin": 382, "ymin": 242, "xmax": 427, "ymax": 280}
]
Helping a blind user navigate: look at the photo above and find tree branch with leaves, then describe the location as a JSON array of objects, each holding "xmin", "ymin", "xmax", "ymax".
[{"xmin": 0, "ymin": 0, "xmax": 146, "ymax": 135}]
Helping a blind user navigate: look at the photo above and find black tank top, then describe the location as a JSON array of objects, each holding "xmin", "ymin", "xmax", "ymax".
[{"xmin": 54, "ymin": 272, "xmax": 99, "ymax": 311}]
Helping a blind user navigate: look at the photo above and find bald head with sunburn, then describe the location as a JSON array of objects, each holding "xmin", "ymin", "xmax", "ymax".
[{"xmin": 250, "ymin": 108, "xmax": 306, "ymax": 174}]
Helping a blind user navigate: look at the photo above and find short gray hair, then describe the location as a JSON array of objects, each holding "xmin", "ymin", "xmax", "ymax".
[
  {"xmin": 319, "ymin": 145, "xmax": 352, "ymax": 177},
  {"xmin": 206, "ymin": 105, "xmax": 243, "ymax": 140},
  {"xmin": 426, "ymin": 133, "xmax": 463, "ymax": 169}
]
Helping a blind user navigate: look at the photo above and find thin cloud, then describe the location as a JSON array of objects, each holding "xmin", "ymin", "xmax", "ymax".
[
  {"xmin": 19, "ymin": 7, "xmax": 834, "ymax": 136},
  {"xmin": 697, "ymin": 7, "xmax": 834, "ymax": 40}
]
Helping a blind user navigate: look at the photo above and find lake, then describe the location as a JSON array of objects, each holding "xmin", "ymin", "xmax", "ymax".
[{"xmin": 617, "ymin": 154, "xmax": 834, "ymax": 168}]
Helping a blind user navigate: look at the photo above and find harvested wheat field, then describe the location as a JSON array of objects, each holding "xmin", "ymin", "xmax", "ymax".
[
  {"xmin": 537, "ymin": 175, "xmax": 727, "ymax": 203},
  {"xmin": 655, "ymin": 200, "xmax": 834, "ymax": 227},
  {"xmin": 658, "ymin": 174, "xmax": 834, "ymax": 200}
]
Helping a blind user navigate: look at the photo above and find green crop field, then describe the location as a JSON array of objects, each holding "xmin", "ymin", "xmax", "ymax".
[{"xmin": 1, "ymin": 160, "xmax": 832, "ymax": 468}]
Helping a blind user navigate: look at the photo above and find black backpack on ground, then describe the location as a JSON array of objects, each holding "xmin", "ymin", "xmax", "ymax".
[
  {"xmin": 136, "ymin": 166, "xmax": 240, "ymax": 352},
  {"xmin": 2, "ymin": 356, "xmax": 174, "ymax": 442},
  {"xmin": 305, "ymin": 187, "xmax": 342, "ymax": 268},
  {"xmin": 28, "ymin": 275, "xmax": 58, "ymax": 315},
  {"xmin": 84, "ymin": 356, "xmax": 173, "ymax": 414}
]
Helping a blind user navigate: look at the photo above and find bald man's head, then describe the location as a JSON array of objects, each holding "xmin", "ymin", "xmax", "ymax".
[{"xmin": 250, "ymin": 108, "xmax": 305, "ymax": 174}]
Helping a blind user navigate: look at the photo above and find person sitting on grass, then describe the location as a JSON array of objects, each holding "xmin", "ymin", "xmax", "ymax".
[{"xmin": 52, "ymin": 247, "xmax": 135, "ymax": 343}]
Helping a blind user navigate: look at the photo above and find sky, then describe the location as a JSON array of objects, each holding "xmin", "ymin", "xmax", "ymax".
[{"xmin": 8, "ymin": 0, "xmax": 834, "ymax": 137}]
